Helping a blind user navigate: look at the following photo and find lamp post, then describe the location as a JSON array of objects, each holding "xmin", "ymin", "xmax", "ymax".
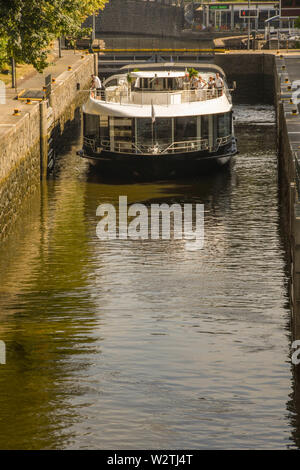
[
  {"xmin": 92, "ymin": 13, "xmax": 96, "ymax": 42},
  {"xmin": 58, "ymin": 37, "xmax": 62, "ymax": 58},
  {"xmin": 278, "ymin": 0, "xmax": 281, "ymax": 51},
  {"xmin": 247, "ymin": 0, "xmax": 250, "ymax": 49},
  {"xmin": 11, "ymin": 57, "xmax": 16, "ymax": 89}
]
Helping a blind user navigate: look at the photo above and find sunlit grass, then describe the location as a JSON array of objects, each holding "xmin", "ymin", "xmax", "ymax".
[{"xmin": 0, "ymin": 63, "xmax": 36, "ymax": 86}]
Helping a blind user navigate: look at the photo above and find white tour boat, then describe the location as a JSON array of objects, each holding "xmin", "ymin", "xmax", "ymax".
[{"xmin": 78, "ymin": 63, "xmax": 237, "ymax": 178}]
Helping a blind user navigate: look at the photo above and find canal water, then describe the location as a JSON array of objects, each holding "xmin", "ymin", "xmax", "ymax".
[{"xmin": 0, "ymin": 105, "xmax": 296, "ymax": 449}]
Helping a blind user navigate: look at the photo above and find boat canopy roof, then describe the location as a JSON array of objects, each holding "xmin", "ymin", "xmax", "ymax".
[
  {"xmin": 131, "ymin": 71, "xmax": 186, "ymax": 79},
  {"xmin": 121, "ymin": 62, "xmax": 226, "ymax": 78},
  {"xmin": 83, "ymin": 94, "xmax": 232, "ymax": 118}
]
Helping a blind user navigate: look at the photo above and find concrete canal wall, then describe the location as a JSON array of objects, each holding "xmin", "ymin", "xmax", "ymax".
[
  {"xmin": 274, "ymin": 55, "xmax": 300, "ymax": 338},
  {"xmin": 0, "ymin": 53, "xmax": 96, "ymax": 242},
  {"xmin": 217, "ymin": 52, "xmax": 300, "ymax": 332},
  {"xmin": 0, "ymin": 107, "xmax": 41, "ymax": 240},
  {"xmin": 215, "ymin": 53, "xmax": 275, "ymax": 104}
]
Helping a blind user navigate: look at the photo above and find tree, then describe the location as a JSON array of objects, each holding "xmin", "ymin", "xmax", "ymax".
[
  {"xmin": 0, "ymin": 0, "xmax": 108, "ymax": 72},
  {"xmin": 188, "ymin": 67, "xmax": 198, "ymax": 80}
]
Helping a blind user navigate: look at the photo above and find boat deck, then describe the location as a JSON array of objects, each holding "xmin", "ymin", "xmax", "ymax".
[{"xmin": 92, "ymin": 87, "xmax": 226, "ymax": 106}]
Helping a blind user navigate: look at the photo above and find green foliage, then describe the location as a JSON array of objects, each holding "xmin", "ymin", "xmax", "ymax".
[
  {"xmin": 188, "ymin": 67, "xmax": 199, "ymax": 79},
  {"xmin": 0, "ymin": 37, "xmax": 8, "ymax": 70},
  {"xmin": 127, "ymin": 70, "xmax": 139, "ymax": 86},
  {"xmin": 0, "ymin": 0, "xmax": 108, "ymax": 72},
  {"xmin": 295, "ymin": 16, "xmax": 300, "ymax": 29}
]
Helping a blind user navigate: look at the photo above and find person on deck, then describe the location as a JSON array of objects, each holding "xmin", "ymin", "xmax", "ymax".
[
  {"xmin": 207, "ymin": 76, "xmax": 215, "ymax": 90},
  {"xmin": 91, "ymin": 74, "xmax": 102, "ymax": 97},
  {"xmin": 197, "ymin": 75, "xmax": 207, "ymax": 89},
  {"xmin": 215, "ymin": 72, "xmax": 224, "ymax": 96}
]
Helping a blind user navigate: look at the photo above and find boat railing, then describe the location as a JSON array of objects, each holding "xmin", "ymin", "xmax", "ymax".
[
  {"xmin": 90, "ymin": 87, "xmax": 225, "ymax": 106},
  {"xmin": 216, "ymin": 135, "xmax": 232, "ymax": 146},
  {"xmin": 84, "ymin": 135, "xmax": 230, "ymax": 155},
  {"xmin": 83, "ymin": 136, "xmax": 97, "ymax": 151},
  {"xmin": 161, "ymin": 139, "xmax": 209, "ymax": 154},
  {"xmin": 99, "ymin": 138, "xmax": 210, "ymax": 155},
  {"xmin": 101, "ymin": 140, "xmax": 145, "ymax": 154}
]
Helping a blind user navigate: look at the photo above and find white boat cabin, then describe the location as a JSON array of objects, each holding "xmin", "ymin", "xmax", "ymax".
[{"xmin": 83, "ymin": 65, "xmax": 233, "ymax": 155}]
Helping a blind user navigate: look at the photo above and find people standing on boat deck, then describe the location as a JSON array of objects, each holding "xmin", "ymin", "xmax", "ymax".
[
  {"xmin": 207, "ymin": 76, "xmax": 215, "ymax": 90},
  {"xmin": 197, "ymin": 75, "xmax": 207, "ymax": 89},
  {"xmin": 183, "ymin": 73, "xmax": 189, "ymax": 88},
  {"xmin": 91, "ymin": 74, "xmax": 102, "ymax": 97},
  {"xmin": 215, "ymin": 73, "xmax": 224, "ymax": 96},
  {"xmin": 191, "ymin": 76, "xmax": 198, "ymax": 89}
]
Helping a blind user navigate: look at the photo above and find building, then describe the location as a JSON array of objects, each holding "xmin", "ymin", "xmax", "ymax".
[
  {"xmin": 195, "ymin": 2, "xmax": 281, "ymax": 31},
  {"xmin": 281, "ymin": 0, "xmax": 300, "ymax": 18}
]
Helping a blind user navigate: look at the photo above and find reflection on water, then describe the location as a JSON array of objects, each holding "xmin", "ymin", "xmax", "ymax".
[{"xmin": 0, "ymin": 105, "xmax": 296, "ymax": 449}]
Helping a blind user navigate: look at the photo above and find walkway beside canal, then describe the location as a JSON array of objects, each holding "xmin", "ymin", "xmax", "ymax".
[
  {"xmin": 0, "ymin": 50, "xmax": 96, "ymax": 242},
  {"xmin": 1, "ymin": 50, "xmax": 95, "ymax": 131},
  {"xmin": 275, "ymin": 54, "xmax": 300, "ymax": 339}
]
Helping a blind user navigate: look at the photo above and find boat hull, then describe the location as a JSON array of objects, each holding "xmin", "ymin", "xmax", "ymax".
[{"xmin": 80, "ymin": 138, "xmax": 238, "ymax": 180}]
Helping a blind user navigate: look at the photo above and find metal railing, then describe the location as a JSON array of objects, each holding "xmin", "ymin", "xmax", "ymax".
[
  {"xmin": 161, "ymin": 139, "xmax": 209, "ymax": 154},
  {"xmin": 84, "ymin": 135, "xmax": 232, "ymax": 156},
  {"xmin": 90, "ymin": 87, "xmax": 225, "ymax": 106},
  {"xmin": 83, "ymin": 136, "xmax": 97, "ymax": 152},
  {"xmin": 216, "ymin": 135, "xmax": 232, "ymax": 146},
  {"xmin": 85, "ymin": 138, "xmax": 212, "ymax": 155}
]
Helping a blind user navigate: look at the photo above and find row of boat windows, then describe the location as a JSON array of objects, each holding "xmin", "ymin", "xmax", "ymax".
[
  {"xmin": 84, "ymin": 113, "xmax": 232, "ymax": 146},
  {"xmin": 106, "ymin": 77, "xmax": 182, "ymax": 91}
]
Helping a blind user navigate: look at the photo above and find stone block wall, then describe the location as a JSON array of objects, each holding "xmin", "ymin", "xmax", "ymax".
[
  {"xmin": 215, "ymin": 53, "xmax": 275, "ymax": 104},
  {"xmin": 0, "ymin": 54, "xmax": 95, "ymax": 242},
  {"xmin": 0, "ymin": 107, "xmax": 41, "ymax": 241},
  {"xmin": 84, "ymin": 0, "xmax": 183, "ymax": 37}
]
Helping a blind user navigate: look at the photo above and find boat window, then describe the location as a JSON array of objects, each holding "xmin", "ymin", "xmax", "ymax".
[
  {"xmin": 110, "ymin": 117, "xmax": 133, "ymax": 143},
  {"xmin": 105, "ymin": 78, "xmax": 118, "ymax": 87},
  {"xmin": 100, "ymin": 115, "xmax": 109, "ymax": 140},
  {"xmin": 217, "ymin": 113, "xmax": 231, "ymax": 137},
  {"xmin": 136, "ymin": 118, "xmax": 153, "ymax": 146},
  {"xmin": 154, "ymin": 118, "xmax": 172, "ymax": 146},
  {"xmin": 175, "ymin": 117, "xmax": 197, "ymax": 141},
  {"xmin": 84, "ymin": 113, "xmax": 99, "ymax": 138},
  {"xmin": 136, "ymin": 118, "xmax": 173, "ymax": 148},
  {"xmin": 136, "ymin": 77, "xmax": 183, "ymax": 91},
  {"xmin": 152, "ymin": 78, "xmax": 164, "ymax": 91},
  {"xmin": 201, "ymin": 116, "xmax": 209, "ymax": 140},
  {"xmin": 167, "ymin": 78, "xmax": 174, "ymax": 90}
]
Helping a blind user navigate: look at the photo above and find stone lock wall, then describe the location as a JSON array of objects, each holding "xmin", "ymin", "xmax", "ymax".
[
  {"xmin": 84, "ymin": 0, "xmax": 184, "ymax": 37},
  {"xmin": 0, "ymin": 54, "xmax": 95, "ymax": 242},
  {"xmin": 0, "ymin": 107, "xmax": 41, "ymax": 241},
  {"xmin": 215, "ymin": 53, "xmax": 275, "ymax": 104}
]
